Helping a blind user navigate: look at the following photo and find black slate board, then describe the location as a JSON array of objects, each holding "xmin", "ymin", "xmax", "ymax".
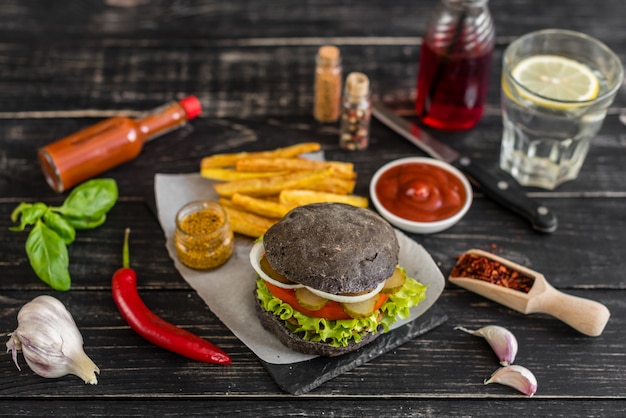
[{"xmin": 259, "ymin": 304, "xmax": 448, "ymax": 395}]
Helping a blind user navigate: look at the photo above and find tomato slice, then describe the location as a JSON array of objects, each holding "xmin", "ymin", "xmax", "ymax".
[{"xmin": 263, "ymin": 280, "xmax": 389, "ymax": 320}]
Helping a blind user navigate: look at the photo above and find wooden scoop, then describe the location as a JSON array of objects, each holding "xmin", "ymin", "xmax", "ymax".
[{"xmin": 449, "ymin": 249, "xmax": 610, "ymax": 337}]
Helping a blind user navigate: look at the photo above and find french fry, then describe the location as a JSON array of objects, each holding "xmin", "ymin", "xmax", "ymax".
[
  {"xmin": 305, "ymin": 176, "xmax": 356, "ymax": 195},
  {"xmin": 214, "ymin": 168, "xmax": 332, "ymax": 197},
  {"xmin": 264, "ymin": 142, "xmax": 322, "ymax": 158},
  {"xmin": 201, "ymin": 167, "xmax": 288, "ymax": 181},
  {"xmin": 235, "ymin": 158, "xmax": 355, "ymax": 180},
  {"xmin": 231, "ymin": 193, "xmax": 293, "ymax": 219},
  {"xmin": 219, "ymin": 199, "xmax": 277, "ymax": 238},
  {"xmin": 279, "ymin": 189, "xmax": 369, "ymax": 208},
  {"xmin": 200, "ymin": 142, "xmax": 321, "ymax": 168},
  {"xmin": 201, "ymin": 152, "xmax": 251, "ymax": 169}
]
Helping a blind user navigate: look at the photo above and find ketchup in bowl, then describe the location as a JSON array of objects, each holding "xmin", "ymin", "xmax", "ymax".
[
  {"xmin": 375, "ymin": 162, "xmax": 466, "ymax": 222},
  {"xmin": 370, "ymin": 157, "xmax": 472, "ymax": 234}
]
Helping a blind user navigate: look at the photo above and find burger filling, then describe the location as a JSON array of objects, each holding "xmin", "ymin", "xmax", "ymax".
[{"xmin": 255, "ymin": 266, "xmax": 427, "ymax": 348}]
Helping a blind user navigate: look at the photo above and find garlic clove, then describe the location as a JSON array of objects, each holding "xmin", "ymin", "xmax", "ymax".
[
  {"xmin": 6, "ymin": 334, "xmax": 22, "ymax": 371},
  {"xmin": 6, "ymin": 295, "xmax": 100, "ymax": 384},
  {"xmin": 455, "ymin": 325, "xmax": 518, "ymax": 366},
  {"xmin": 484, "ymin": 365, "xmax": 538, "ymax": 397}
]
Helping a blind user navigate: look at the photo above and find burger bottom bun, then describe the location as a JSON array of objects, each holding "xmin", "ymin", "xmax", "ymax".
[{"xmin": 254, "ymin": 297, "xmax": 383, "ymax": 357}]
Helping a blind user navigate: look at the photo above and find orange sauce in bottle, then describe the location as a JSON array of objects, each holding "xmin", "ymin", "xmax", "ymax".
[{"xmin": 38, "ymin": 96, "xmax": 201, "ymax": 192}]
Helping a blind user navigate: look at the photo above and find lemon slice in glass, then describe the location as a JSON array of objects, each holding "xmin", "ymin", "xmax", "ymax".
[{"xmin": 511, "ymin": 54, "xmax": 600, "ymax": 108}]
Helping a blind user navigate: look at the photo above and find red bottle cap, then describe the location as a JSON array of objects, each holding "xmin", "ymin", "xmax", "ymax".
[{"xmin": 179, "ymin": 96, "xmax": 202, "ymax": 120}]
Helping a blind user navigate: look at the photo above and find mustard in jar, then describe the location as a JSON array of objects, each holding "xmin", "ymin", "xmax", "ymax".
[{"xmin": 174, "ymin": 201, "xmax": 234, "ymax": 270}]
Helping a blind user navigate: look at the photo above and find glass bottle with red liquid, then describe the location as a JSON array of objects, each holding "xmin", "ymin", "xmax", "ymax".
[{"xmin": 415, "ymin": 0, "xmax": 494, "ymax": 131}]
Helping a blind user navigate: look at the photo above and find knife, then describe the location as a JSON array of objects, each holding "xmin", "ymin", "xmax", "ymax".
[{"xmin": 371, "ymin": 101, "xmax": 558, "ymax": 233}]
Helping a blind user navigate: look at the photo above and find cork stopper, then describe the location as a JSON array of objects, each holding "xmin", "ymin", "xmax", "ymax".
[
  {"xmin": 318, "ymin": 45, "xmax": 340, "ymax": 61},
  {"xmin": 345, "ymin": 72, "xmax": 370, "ymax": 99},
  {"xmin": 317, "ymin": 45, "xmax": 340, "ymax": 67}
]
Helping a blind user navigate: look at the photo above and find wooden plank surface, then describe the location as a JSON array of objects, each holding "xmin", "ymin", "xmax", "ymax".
[{"xmin": 1, "ymin": 0, "xmax": 626, "ymax": 415}]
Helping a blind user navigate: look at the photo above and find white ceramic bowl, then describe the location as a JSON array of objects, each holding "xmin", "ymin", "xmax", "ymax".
[{"xmin": 369, "ymin": 157, "xmax": 472, "ymax": 234}]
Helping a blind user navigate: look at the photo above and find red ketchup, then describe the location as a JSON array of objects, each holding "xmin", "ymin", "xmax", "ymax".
[{"xmin": 374, "ymin": 162, "xmax": 466, "ymax": 222}]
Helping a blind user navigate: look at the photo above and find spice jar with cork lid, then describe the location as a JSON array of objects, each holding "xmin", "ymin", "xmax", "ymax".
[
  {"xmin": 313, "ymin": 45, "xmax": 342, "ymax": 123},
  {"xmin": 174, "ymin": 201, "xmax": 234, "ymax": 270},
  {"xmin": 339, "ymin": 72, "xmax": 371, "ymax": 150}
]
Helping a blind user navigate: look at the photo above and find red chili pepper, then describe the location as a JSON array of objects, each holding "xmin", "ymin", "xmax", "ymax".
[{"xmin": 111, "ymin": 228, "xmax": 231, "ymax": 365}]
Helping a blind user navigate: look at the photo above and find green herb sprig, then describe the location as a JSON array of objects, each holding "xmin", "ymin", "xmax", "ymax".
[{"xmin": 10, "ymin": 178, "xmax": 119, "ymax": 291}]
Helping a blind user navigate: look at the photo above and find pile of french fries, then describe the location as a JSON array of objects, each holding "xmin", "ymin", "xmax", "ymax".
[{"xmin": 200, "ymin": 142, "xmax": 368, "ymax": 238}]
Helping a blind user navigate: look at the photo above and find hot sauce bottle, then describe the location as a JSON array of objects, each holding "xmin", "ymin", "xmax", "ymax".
[
  {"xmin": 38, "ymin": 96, "xmax": 202, "ymax": 192},
  {"xmin": 415, "ymin": 0, "xmax": 494, "ymax": 131}
]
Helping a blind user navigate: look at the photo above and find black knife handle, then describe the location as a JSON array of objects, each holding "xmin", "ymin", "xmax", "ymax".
[{"xmin": 453, "ymin": 157, "xmax": 558, "ymax": 233}]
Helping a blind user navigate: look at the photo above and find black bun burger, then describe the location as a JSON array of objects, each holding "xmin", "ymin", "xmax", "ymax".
[{"xmin": 250, "ymin": 202, "xmax": 427, "ymax": 357}]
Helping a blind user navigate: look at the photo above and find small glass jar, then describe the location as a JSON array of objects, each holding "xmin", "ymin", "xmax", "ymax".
[
  {"xmin": 313, "ymin": 45, "xmax": 342, "ymax": 123},
  {"xmin": 339, "ymin": 72, "xmax": 371, "ymax": 150},
  {"xmin": 174, "ymin": 201, "xmax": 234, "ymax": 270}
]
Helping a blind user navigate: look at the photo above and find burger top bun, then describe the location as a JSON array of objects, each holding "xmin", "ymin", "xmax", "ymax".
[{"xmin": 263, "ymin": 203, "xmax": 399, "ymax": 294}]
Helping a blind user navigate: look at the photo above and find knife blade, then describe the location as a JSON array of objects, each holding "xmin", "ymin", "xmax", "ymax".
[{"xmin": 371, "ymin": 101, "xmax": 558, "ymax": 233}]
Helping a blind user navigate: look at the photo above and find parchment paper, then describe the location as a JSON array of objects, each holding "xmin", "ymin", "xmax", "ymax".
[{"xmin": 154, "ymin": 173, "xmax": 446, "ymax": 365}]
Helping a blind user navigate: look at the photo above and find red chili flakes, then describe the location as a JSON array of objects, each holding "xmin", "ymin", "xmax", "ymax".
[{"xmin": 451, "ymin": 253, "xmax": 535, "ymax": 293}]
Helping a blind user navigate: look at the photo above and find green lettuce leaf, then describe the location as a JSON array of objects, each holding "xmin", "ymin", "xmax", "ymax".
[{"xmin": 256, "ymin": 267, "xmax": 427, "ymax": 348}]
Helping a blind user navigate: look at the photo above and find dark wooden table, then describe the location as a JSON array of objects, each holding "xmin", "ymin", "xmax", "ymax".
[{"xmin": 1, "ymin": 0, "xmax": 625, "ymax": 416}]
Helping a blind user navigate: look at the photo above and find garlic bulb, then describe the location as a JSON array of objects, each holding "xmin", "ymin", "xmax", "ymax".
[
  {"xmin": 455, "ymin": 325, "xmax": 518, "ymax": 366},
  {"xmin": 6, "ymin": 295, "xmax": 100, "ymax": 384},
  {"xmin": 484, "ymin": 365, "xmax": 538, "ymax": 397}
]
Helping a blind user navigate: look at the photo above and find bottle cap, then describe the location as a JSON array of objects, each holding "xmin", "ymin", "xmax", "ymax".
[{"xmin": 179, "ymin": 96, "xmax": 202, "ymax": 120}]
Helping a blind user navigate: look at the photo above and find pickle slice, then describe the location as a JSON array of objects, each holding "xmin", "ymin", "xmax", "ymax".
[
  {"xmin": 295, "ymin": 287, "xmax": 329, "ymax": 310},
  {"xmin": 381, "ymin": 267, "xmax": 406, "ymax": 294},
  {"xmin": 260, "ymin": 256, "xmax": 294, "ymax": 284},
  {"xmin": 341, "ymin": 294, "xmax": 379, "ymax": 319}
]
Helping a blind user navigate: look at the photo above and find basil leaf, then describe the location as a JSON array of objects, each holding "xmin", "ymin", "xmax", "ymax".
[
  {"xmin": 9, "ymin": 202, "xmax": 48, "ymax": 231},
  {"xmin": 11, "ymin": 202, "xmax": 32, "ymax": 222},
  {"xmin": 43, "ymin": 210, "xmax": 76, "ymax": 244},
  {"xmin": 64, "ymin": 213, "xmax": 107, "ymax": 230},
  {"xmin": 58, "ymin": 178, "xmax": 118, "ymax": 220},
  {"xmin": 25, "ymin": 220, "xmax": 71, "ymax": 291}
]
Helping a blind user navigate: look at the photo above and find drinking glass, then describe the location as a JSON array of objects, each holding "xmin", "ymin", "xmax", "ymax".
[{"xmin": 500, "ymin": 29, "xmax": 623, "ymax": 189}]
